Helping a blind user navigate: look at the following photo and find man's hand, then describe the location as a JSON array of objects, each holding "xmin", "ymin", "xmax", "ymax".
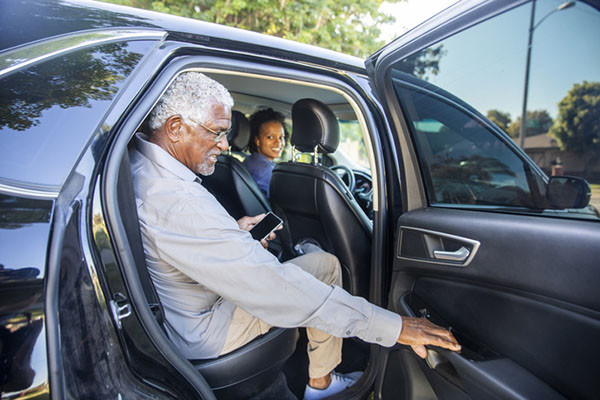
[
  {"xmin": 397, "ymin": 317, "xmax": 461, "ymax": 359},
  {"xmin": 237, "ymin": 214, "xmax": 280, "ymax": 248},
  {"xmin": 237, "ymin": 214, "xmax": 264, "ymax": 231}
]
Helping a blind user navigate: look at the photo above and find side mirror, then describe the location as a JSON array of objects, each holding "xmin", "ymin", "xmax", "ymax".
[{"xmin": 546, "ymin": 176, "xmax": 591, "ymax": 209}]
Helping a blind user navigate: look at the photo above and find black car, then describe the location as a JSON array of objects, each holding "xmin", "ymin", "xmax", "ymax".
[{"xmin": 1, "ymin": 0, "xmax": 599, "ymax": 399}]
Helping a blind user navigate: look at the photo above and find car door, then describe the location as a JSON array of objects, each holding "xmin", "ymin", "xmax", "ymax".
[{"xmin": 367, "ymin": 1, "xmax": 600, "ymax": 399}]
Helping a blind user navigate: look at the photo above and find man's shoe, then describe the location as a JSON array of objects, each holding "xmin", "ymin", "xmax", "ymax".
[{"xmin": 303, "ymin": 371, "xmax": 362, "ymax": 400}]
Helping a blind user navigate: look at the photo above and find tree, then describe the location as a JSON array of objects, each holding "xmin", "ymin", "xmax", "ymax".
[
  {"xmin": 549, "ymin": 81, "xmax": 600, "ymax": 152},
  {"xmin": 506, "ymin": 110, "xmax": 553, "ymax": 139},
  {"xmin": 486, "ymin": 109, "xmax": 511, "ymax": 133},
  {"xmin": 394, "ymin": 44, "xmax": 445, "ymax": 79},
  {"xmin": 99, "ymin": 0, "xmax": 403, "ymax": 58}
]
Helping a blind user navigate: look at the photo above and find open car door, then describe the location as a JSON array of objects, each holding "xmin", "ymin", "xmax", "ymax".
[{"xmin": 367, "ymin": 0, "xmax": 600, "ymax": 399}]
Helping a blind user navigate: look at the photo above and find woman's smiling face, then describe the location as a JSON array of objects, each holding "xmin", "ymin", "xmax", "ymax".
[{"xmin": 255, "ymin": 120, "xmax": 285, "ymax": 161}]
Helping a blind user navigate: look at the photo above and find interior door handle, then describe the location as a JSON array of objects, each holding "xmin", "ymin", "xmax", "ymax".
[{"xmin": 433, "ymin": 246, "xmax": 470, "ymax": 262}]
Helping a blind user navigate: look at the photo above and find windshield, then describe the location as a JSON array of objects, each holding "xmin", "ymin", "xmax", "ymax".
[{"xmin": 334, "ymin": 119, "xmax": 370, "ymax": 171}]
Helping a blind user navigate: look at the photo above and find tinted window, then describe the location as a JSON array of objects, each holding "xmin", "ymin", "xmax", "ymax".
[
  {"xmin": 392, "ymin": 0, "xmax": 600, "ymax": 220},
  {"xmin": 0, "ymin": 40, "xmax": 154, "ymax": 190},
  {"xmin": 397, "ymin": 85, "xmax": 537, "ymax": 208}
]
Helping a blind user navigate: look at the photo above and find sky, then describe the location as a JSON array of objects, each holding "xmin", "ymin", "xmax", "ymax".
[
  {"xmin": 377, "ymin": 0, "xmax": 600, "ymax": 121},
  {"xmin": 379, "ymin": 0, "xmax": 459, "ymax": 42}
]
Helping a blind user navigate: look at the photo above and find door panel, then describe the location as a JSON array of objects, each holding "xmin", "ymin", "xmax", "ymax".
[
  {"xmin": 395, "ymin": 208, "xmax": 600, "ymax": 310},
  {"xmin": 370, "ymin": 2, "xmax": 600, "ymax": 397},
  {"xmin": 382, "ymin": 208, "xmax": 600, "ymax": 399}
]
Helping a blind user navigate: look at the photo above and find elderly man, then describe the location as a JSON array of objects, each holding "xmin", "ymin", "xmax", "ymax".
[{"xmin": 130, "ymin": 71, "xmax": 460, "ymax": 399}]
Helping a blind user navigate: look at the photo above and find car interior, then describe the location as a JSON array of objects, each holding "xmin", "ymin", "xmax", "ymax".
[
  {"xmin": 108, "ymin": 67, "xmax": 379, "ymax": 399},
  {"xmin": 204, "ymin": 72, "xmax": 375, "ymax": 299}
]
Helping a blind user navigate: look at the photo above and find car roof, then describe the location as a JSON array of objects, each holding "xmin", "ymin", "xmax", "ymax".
[{"xmin": 0, "ymin": 0, "xmax": 366, "ymax": 74}]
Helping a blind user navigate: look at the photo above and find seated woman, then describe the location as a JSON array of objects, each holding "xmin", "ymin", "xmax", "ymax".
[{"xmin": 244, "ymin": 108, "xmax": 288, "ymax": 197}]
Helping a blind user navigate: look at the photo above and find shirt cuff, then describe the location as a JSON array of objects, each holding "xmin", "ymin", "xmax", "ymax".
[{"xmin": 363, "ymin": 305, "xmax": 403, "ymax": 347}]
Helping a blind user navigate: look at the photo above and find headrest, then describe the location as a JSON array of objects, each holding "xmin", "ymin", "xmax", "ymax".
[
  {"xmin": 291, "ymin": 99, "xmax": 339, "ymax": 154},
  {"xmin": 229, "ymin": 110, "xmax": 250, "ymax": 152}
]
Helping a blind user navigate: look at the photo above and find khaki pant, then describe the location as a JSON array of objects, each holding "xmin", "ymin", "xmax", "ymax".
[{"xmin": 219, "ymin": 251, "xmax": 343, "ymax": 378}]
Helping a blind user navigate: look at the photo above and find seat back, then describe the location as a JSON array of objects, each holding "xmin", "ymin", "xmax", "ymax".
[
  {"xmin": 201, "ymin": 111, "xmax": 271, "ymax": 219},
  {"xmin": 117, "ymin": 149, "xmax": 165, "ymax": 324},
  {"xmin": 270, "ymin": 99, "xmax": 372, "ymax": 297},
  {"xmin": 228, "ymin": 109, "xmax": 251, "ymax": 161}
]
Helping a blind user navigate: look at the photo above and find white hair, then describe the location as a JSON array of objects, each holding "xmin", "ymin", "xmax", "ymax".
[{"xmin": 149, "ymin": 71, "xmax": 234, "ymax": 131}]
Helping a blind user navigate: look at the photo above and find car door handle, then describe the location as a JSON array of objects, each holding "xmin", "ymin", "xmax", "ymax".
[
  {"xmin": 399, "ymin": 227, "xmax": 480, "ymax": 266},
  {"xmin": 433, "ymin": 246, "xmax": 470, "ymax": 262}
]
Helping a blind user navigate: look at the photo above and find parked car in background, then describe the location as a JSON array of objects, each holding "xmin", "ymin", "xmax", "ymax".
[{"xmin": 1, "ymin": 0, "xmax": 598, "ymax": 399}]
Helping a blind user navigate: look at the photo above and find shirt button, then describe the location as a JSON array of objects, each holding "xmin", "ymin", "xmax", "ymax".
[
  {"xmin": 346, "ymin": 330, "xmax": 351, "ymax": 335},
  {"xmin": 376, "ymin": 337, "xmax": 382, "ymax": 342}
]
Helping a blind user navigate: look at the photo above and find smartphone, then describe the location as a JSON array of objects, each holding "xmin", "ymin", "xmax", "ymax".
[{"xmin": 250, "ymin": 212, "xmax": 283, "ymax": 241}]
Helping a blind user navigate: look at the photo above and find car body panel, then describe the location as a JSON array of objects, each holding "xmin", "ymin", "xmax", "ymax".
[
  {"xmin": 0, "ymin": 195, "xmax": 51, "ymax": 399},
  {"xmin": 0, "ymin": 38, "xmax": 159, "ymax": 194}
]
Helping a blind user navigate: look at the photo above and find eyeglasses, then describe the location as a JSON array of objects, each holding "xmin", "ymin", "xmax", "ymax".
[{"xmin": 188, "ymin": 118, "xmax": 231, "ymax": 142}]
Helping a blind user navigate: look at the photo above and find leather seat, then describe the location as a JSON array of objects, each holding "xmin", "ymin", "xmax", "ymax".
[
  {"xmin": 201, "ymin": 110, "xmax": 271, "ymax": 220},
  {"xmin": 193, "ymin": 327, "xmax": 298, "ymax": 399},
  {"xmin": 228, "ymin": 109, "xmax": 251, "ymax": 162},
  {"xmin": 117, "ymin": 149, "xmax": 297, "ymax": 399},
  {"xmin": 270, "ymin": 99, "xmax": 373, "ymax": 297}
]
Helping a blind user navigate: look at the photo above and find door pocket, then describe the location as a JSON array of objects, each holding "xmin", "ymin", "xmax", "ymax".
[
  {"xmin": 397, "ymin": 292, "xmax": 565, "ymax": 400},
  {"xmin": 401, "ymin": 293, "xmax": 499, "ymax": 362}
]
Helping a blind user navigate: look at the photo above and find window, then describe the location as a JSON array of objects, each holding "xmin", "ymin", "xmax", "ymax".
[
  {"xmin": 396, "ymin": 84, "xmax": 538, "ymax": 209},
  {"xmin": 335, "ymin": 119, "xmax": 370, "ymax": 172},
  {"xmin": 392, "ymin": 0, "xmax": 599, "ymax": 220}
]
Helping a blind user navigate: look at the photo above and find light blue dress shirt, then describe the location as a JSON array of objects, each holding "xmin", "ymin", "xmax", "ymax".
[{"xmin": 130, "ymin": 133, "xmax": 403, "ymax": 359}]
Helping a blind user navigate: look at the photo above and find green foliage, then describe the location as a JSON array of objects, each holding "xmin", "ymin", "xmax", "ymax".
[
  {"xmin": 549, "ymin": 81, "xmax": 600, "ymax": 152},
  {"xmin": 99, "ymin": 0, "xmax": 403, "ymax": 57},
  {"xmin": 338, "ymin": 120, "xmax": 368, "ymax": 167},
  {"xmin": 486, "ymin": 109, "xmax": 511, "ymax": 133},
  {"xmin": 395, "ymin": 45, "xmax": 445, "ymax": 79},
  {"xmin": 485, "ymin": 109, "xmax": 555, "ymax": 139},
  {"xmin": 505, "ymin": 110, "xmax": 553, "ymax": 139}
]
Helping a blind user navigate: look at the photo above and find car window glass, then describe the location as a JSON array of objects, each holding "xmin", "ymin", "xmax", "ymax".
[
  {"xmin": 392, "ymin": 0, "xmax": 600, "ymax": 220},
  {"xmin": 293, "ymin": 115, "xmax": 371, "ymax": 175},
  {"xmin": 397, "ymin": 85, "xmax": 537, "ymax": 208},
  {"xmin": 525, "ymin": 0, "xmax": 600, "ymax": 217},
  {"xmin": 0, "ymin": 40, "xmax": 155, "ymax": 191},
  {"xmin": 336, "ymin": 119, "xmax": 370, "ymax": 172}
]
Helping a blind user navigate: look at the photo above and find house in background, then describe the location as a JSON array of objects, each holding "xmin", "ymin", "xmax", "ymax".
[{"xmin": 523, "ymin": 133, "xmax": 600, "ymax": 183}]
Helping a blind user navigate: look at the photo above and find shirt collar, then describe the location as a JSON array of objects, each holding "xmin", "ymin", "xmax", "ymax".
[{"xmin": 134, "ymin": 133, "xmax": 199, "ymax": 183}]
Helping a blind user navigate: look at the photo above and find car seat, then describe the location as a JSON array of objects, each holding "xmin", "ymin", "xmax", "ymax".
[
  {"xmin": 115, "ymin": 148, "xmax": 298, "ymax": 399},
  {"xmin": 270, "ymin": 98, "xmax": 372, "ymax": 297}
]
